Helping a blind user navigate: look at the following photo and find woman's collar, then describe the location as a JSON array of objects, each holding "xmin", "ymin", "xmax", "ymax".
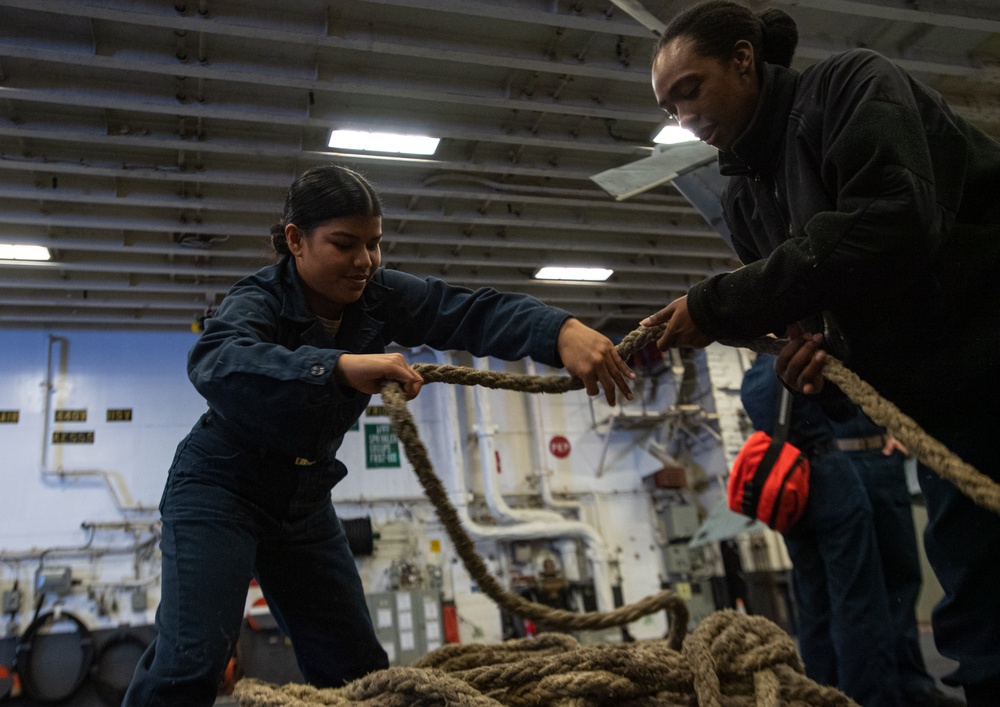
[{"xmin": 719, "ymin": 62, "xmax": 799, "ymax": 178}]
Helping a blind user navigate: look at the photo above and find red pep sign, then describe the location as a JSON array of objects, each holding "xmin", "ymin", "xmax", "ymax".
[{"xmin": 549, "ymin": 435, "xmax": 571, "ymax": 459}]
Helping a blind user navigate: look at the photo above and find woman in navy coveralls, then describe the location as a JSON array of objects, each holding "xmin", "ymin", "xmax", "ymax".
[{"xmin": 124, "ymin": 164, "xmax": 635, "ymax": 705}]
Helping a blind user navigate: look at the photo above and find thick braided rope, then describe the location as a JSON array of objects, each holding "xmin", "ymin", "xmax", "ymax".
[
  {"xmin": 382, "ymin": 380, "xmax": 689, "ymax": 639},
  {"xmin": 233, "ymin": 667, "xmax": 506, "ymax": 706},
  {"xmin": 409, "ymin": 325, "xmax": 659, "ymax": 393},
  {"xmin": 716, "ymin": 335, "xmax": 1000, "ymax": 515},
  {"xmin": 426, "ymin": 636, "xmax": 695, "ymax": 705},
  {"xmin": 813, "ymin": 351, "xmax": 1000, "ymax": 512},
  {"xmin": 231, "ymin": 324, "xmax": 965, "ymax": 707},
  {"xmin": 383, "ymin": 323, "xmax": 1000, "ymax": 633},
  {"xmin": 234, "ymin": 611, "xmax": 855, "ymax": 707},
  {"xmin": 681, "ymin": 611, "xmax": 857, "ymax": 707},
  {"xmin": 409, "ymin": 325, "xmax": 999, "ymax": 516}
]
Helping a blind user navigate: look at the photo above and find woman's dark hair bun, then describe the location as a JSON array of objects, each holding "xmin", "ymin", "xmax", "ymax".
[
  {"xmin": 269, "ymin": 164, "xmax": 382, "ymax": 258},
  {"xmin": 759, "ymin": 7, "xmax": 798, "ymax": 68},
  {"xmin": 270, "ymin": 222, "xmax": 290, "ymax": 256},
  {"xmin": 654, "ymin": 1, "xmax": 800, "ymax": 71}
]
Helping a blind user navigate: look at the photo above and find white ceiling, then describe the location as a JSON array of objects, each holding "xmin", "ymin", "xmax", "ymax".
[{"xmin": 2, "ymin": 0, "xmax": 999, "ymax": 335}]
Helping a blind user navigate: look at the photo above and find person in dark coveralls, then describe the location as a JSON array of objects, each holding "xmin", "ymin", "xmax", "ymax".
[
  {"xmin": 644, "ymin": 2, "xmax": 1000, "ymax": 704},
  {"xmin": 833, "ymin": 410, "xmax": 963, "ymax": 706},
  {"xmin": 123, "ymin": 164, "xmax": 637, "ymax": 706},
  {"xmin": 741, "ymin": 354, "xmax": 901, "ymax": 707}
]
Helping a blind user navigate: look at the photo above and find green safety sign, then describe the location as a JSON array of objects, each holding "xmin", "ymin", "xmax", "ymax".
[{"xmin": 365, "ymin": 423, "xmax": 401, "ymax": 468}]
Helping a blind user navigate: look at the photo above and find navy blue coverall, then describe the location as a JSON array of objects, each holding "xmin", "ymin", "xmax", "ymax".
[
  {"xmin": 831, "ymin": 412, "xmax": 939, "ymax": 703},
  {"xmin": 123, "ymin": 256, "xmax": 573, "ymax": 706}
]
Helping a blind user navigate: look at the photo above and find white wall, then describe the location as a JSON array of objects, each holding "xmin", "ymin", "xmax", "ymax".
[
  {"xmin": 1, "ymin": 328, "xmax": 206, "ymax": 629},
  {"xmin": 0, "ymin": 328, "xmax": 714, "ymax": 643},
  {"xmin": 1, "ymin": 330, "xmax": 202, "ymax": 540}
]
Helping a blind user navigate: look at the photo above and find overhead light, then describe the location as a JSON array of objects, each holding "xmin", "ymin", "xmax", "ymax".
[
  {"xmin": 0, "ymin": 244, "xmax": 51, "ymax": 261},
  {"xmin": 328, "ymin": 129, "xmax": 440, "ymax": 155},
  {"xmin": 652, "ymin": 125, "xmax": 698, "ymax": 145},
  {"xmin": 534, "ymin": 266, "xmax": 613, "ymax": 282}
]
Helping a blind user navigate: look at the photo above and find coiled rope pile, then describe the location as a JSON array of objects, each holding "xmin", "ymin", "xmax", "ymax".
[
  {"xmin": 236, "ymin": 611, "xmax": 857, "ymax": 706},
  {"xmin": 235, "ymin": 325, "xmax": 1000, "ymax": 706}
]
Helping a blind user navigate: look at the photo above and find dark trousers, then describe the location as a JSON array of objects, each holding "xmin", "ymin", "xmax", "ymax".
[
  {"xmin": 854, "ymin": 293, "xmax": 1000, "ymax": 702},
  {"xmin": 848, "ymin": 448, "xmax": 936, "ymax": 698},
  {"xmin": 123, "ymin": 432, "xmax": 388, "ymax": 706},
  {"xmin": 912, "ymin": 403, "xmax": 1000, "ymax": 701},
  {"xmin": 783, "ymin": 450, "xmax": 901, "ymax": 707}
]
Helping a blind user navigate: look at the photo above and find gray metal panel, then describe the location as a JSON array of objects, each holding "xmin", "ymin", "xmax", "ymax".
[
  {"xmin": 365, "ymin": 589, "xmax": 444, "ymax": 666},
  {"xmin": 660, "ymin": 504, "xmax": 701, "ymax": 540},
  {"xmin": 672, "ymin": 161, "xmax": 732, "ymax": 246},
  {"xmin": 590, "ymin": 142, "xmax": 719, "ymax": 201},
  {"xmin": 365, "ymin": 592, "xmax": 400, "ymax": 666},
  {"xmin": 412, "ymin": 589, "xmax": 444, "ymax": 656}
]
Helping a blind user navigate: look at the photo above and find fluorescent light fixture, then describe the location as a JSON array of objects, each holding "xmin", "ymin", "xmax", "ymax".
[
  {"xmin": 328, "ymin": 129, "xmax": 440, "ymax": 155},
  {"xmin": 534, "ymin": 266, "xmax": 613, "ymax": 282},
  {"xmin": 0, "ymin": 244, "xmax": 51, "ymax": 261},
  {"xmin": 652, "ymin": 125, "xmax": 699, "ymax": 144}
]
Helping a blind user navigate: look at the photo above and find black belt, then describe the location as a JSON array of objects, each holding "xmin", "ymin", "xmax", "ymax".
[{"xmin": 835, "ymin": 435, "xmax": 886, "ymax": 452}]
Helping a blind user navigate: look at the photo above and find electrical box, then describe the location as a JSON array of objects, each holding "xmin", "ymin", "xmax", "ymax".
[
  {"xmin": 512, "ymin": 543, "xmax": 532, "ymax": 564},
  {"xmin": 366, "ymin": 592, "xmax": 399, "ymax": 665},
  {"xmin": 34, "ymin": 566, "xmax": 73, "ymax": 596},
  {"xmin": 662, "ymin": 544, "xmax": 693, "ymax": 574},
  {"xmin": 661, "ymin": 504, "xmax": 701, "ymax": 540},
  {"xmin": 131, "ymin": 589, "xmax": 148, "ymax": 612},
  {"xmin": 671, "ymin": 580, "xmax": 716, "ymax": 625},
  {"xmin": 366, "ymin": 589, "xmax": 444, "ymax": 666},
  {"xmin": 1, "ymin": 589, "xmax": 20, "ymax": 613}
]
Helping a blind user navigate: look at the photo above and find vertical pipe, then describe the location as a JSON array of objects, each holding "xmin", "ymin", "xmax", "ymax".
[
  {"xmin": 430, "ymin": 352, "xmax": 615, "ymax": 611},
  {"xmin": 472, "ymin": 357, "xmax": 566, "ymax": 524},
  {"xmin": 524, "ymin": 359, "xmax": 580, "ymax": 512}
]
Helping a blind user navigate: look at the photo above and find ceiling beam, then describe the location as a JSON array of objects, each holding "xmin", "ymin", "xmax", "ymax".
[
  {"xmin": 0, "ymin": 86, "xmax": 653, "ymax": 157},
  {"xmin": 3, "ymin": 231, "xmax": 732, "ymax": 262},
  {"xmin": 0, "ymin": 271, "xmax": 698, "ymax": 299},
  {"xmin": 770, "ymin": 0, "xmax": 1000, "ymax": 34},
  {"xmin": 0, "ymin": 150, "xmax": 610, "ymax": 183},
  {"xmin": 0, "ymin": 43, "xmax": 662, "ymax": 125},
  {"xmin": 3, "ymin": 0, "xmax": 994, "ymax": 86},
  {"xmin": 0, "ymin": 276, "xmax": 231, "ymax": 296},
  {"xmin": 0, "ymin": 0, "xmax": 652, "ymax": 83},
  {"xmin": 0, "ymin": 206, "xmax": 716, "ymax": 237},
  {"xmin": 0, "ymin": 256, "xmax": 714, "ymax": 291},
  {"xmin": 354, "ymin": 0, "xmax": 652, "ymax": 37},
  {"xmin": 606, "ymin": 0, "xmax": 666, "ymax": 35},
  {"xmin": 0, "ymin": 180, "xmax": 696, "ymax": 215}
]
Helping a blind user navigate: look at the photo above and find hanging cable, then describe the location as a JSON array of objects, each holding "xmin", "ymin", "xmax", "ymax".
[{"xmin": 15, "ymin": 609, "xmax": 95, "ymax": 703}]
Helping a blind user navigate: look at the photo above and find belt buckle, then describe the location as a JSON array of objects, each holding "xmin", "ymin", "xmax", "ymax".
[
  {"xmin": 864, "ymin": 435, "xmax": 885, "ymax": 451},
  {"xmin": 294, "ymin": 457, "xmax": 316, "ymax": 466}
]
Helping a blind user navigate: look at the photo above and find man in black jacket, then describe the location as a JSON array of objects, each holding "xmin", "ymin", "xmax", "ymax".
[{"xmin": 645, "ymin": 2, "xmax": 999, "ymax": 704}]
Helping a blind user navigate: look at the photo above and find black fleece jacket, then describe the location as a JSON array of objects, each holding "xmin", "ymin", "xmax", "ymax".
[{"xmin": 687, "ymin": 49, "xmax": 1000, "ymax": 408}]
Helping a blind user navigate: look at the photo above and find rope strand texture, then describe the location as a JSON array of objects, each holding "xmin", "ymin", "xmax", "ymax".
[
  {"xmin": 235, "ymin": 611, "xmax": 857, "ymax": 707},
  {"xmin": 409, "ymin": 326, "xmax": 1000, "ymax": 515},
  {"xmin": 233, "ymin": 322, "xmax": 986, "ymax": 707},
  {"xmin": 381, "ymin": 381, "xmax": 690, "ymax": 639},
  {"xmin": 716, "ymin": 335, "xmax": 1000, "ymax": 515}
]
